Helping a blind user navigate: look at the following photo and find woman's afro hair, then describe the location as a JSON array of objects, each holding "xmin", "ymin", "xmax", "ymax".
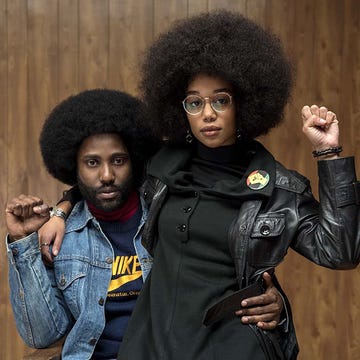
[
  {"xmin": 140, "ymin": 10, "xmax": 294, "ymax": 144},
  {"xmin": 40, "ymin": 89, "xmax": 158, "ymax": 186}
]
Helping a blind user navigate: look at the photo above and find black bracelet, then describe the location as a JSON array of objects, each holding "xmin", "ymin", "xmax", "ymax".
[{"xmin": 312, "ymin": 146, "xmax": 343, "ymax": 158}]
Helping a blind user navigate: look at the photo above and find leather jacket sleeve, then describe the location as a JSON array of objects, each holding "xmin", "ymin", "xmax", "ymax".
[{"xmin": 291, "ymin": 157, "xmax": 360, "ymax": 269}]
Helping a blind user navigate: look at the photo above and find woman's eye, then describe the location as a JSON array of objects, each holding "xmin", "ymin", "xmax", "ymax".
[
  {"xmin": 190, "ymin": 100, "xmax": 201, "ymax": 108},
  {"xmin": 214, "ymin": 96, "xmax": 229, "ymax": 105},
  {"xmin": 186, "ymin": 96, "xmax": 203, "ymax": 109}
]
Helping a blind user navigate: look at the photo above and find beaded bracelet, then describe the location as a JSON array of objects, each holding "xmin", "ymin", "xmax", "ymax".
[{"xmin": 312, "ymin": 146, "xmax": 343, "ymax": 158}]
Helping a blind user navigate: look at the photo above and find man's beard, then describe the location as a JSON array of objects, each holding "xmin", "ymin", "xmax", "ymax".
[{"xmin": 77, "ymin": 176, "xmax": 134, "ymax": 212}]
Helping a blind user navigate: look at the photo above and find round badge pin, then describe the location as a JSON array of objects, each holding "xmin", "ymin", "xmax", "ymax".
[{"xmin": 246, "ymin": 170, "xmax": 270, "ymax": 190}]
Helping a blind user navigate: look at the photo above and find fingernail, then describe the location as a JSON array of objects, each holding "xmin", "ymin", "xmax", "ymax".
[{"xmin": 53, "ymin": 249, "xmax": 58, "ymax": 256}]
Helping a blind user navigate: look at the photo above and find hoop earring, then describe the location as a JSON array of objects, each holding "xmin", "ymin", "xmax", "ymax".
[
  {"xmin": 186, "ymin": 130, "xmax": 193, "ymax": 144},
  {"xmin": 236, "ymin": 129, "xmax": 242, "ymax": 141}
]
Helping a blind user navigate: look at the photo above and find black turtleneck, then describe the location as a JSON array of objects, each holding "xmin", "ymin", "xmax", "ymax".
[{"xmin": 191, "ymin": 142, "xmax": 252, "ymax": 189}]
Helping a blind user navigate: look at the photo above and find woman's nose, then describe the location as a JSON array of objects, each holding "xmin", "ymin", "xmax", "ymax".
[{"xmin": 202, "ymin": 101, "xmax": 216, "ymax": 122}]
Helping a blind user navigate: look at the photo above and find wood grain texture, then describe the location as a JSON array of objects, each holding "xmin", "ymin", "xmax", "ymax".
[{"xmin": 0, "ymin": 1, "xmax": 359, "ymax": 359}]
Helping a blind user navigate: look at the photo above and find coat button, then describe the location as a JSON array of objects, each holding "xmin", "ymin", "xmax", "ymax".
[
  {"xmin": 105, "ymin": 257, "xmax": 113, "ymax": 264},
  {"xmin": 98, "ymin": 297, "xmax": 105, "ymax": 306},
  {"xmin": 89, "ymin": 338, "xmax": 97, "ymax": 346},
  {"xmin": 11, "ymin": 248, "xmax": 19, "ymax": 256},
  {"xmin": 182, "ymin": 206, "xmax": 192, "ymax": 213},
  {"xmin": 177, "ymin": 224, "xmax": 187, "ymax": 232},
  {"xmin": 60, "ymin": 277, "xmax": 66, "ymax": 286},
  {"xmin": 260, "ymin": 224, "xmax": 271, "ymax": 236}
]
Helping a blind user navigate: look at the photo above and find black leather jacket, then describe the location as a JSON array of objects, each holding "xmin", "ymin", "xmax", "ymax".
[{"xmin": 139, "ymin": 148, "xmax": 360, "ymax": 359}]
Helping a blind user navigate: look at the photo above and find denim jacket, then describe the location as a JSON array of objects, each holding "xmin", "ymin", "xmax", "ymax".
[{"xmin": 6, "ymin": 198, "xmax": 152, "ymax": 360}]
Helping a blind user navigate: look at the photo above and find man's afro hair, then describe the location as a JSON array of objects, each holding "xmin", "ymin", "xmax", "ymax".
[
  {"xmin": 140, "ymin": 10, "xmax": 293, "ymax": 144},
  {"xmin": 40, "ymin": 89, "xmax": 158, "ymax": 186}
]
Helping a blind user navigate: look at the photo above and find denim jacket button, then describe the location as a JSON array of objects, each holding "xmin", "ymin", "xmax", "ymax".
[
  {"xmin": 105, "ymin": 257, "xmax": 113, "ymax": 264},
  {"xmin": 89, "ymin": 338, "xmax": 97, "ymax": 346},
  {"xmin": 11, "ymin": 248, "xmax": 19, "ymax": 256},
  {"xmin": 98, "ymin": 297, "xmax": 105, "ymax": 306}
]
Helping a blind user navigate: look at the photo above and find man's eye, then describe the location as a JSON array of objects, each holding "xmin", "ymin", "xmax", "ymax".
[
  {"xmin": 114, "ymin": 157, "xmax": 127, "ymax": 166},
  {"xmin": 86, "ymin": 159, "xmax": 98, "ymax": 167}
]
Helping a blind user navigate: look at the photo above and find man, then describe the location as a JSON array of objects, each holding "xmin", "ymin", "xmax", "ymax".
[{"xmin": 6, "ymin": 89, "xmax": 284, "ymax": 359}]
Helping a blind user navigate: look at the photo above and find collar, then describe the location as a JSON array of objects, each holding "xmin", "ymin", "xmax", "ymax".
[
  {"xmin": 86, "ymin": 190, "xmax": 139, "ymax": 222},
  {"xmin": 65, "ymin": 194, "xmax": 148, "ymax": 234},
  {"xmin": 148, "ymin": 141, "xmax": 276, "ymax": 199}
]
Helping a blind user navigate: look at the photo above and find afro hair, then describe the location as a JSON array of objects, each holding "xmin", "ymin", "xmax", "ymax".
[
  {"xmin": 40, "ymin": 89, "xmax": 159, "ymax": 186},
  {"xmin": 140, "ymin": 10, "xmax": 293, "ymax": 144}
]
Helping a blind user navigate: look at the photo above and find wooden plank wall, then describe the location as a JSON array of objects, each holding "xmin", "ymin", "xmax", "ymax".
[{"xmin": 0, "ymin": 0, "xmax": 359, "ymax": 359}]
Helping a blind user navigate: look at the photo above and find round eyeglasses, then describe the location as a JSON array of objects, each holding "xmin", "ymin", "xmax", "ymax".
[{"xmin": 182, "ymin": 92, "xmax": 233, "ymax": 116}]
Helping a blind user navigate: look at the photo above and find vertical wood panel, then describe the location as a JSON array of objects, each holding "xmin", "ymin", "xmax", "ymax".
[
  {"xmin": 58, "ymin": 0, "xmax": 79, "ymax": 98},
  {"xmin": 154, "ymin": 0, "xmax": 188, "ymax": 36},
  {"xmin": 0, "ymin": 0, "xmax": 9, "ymax": 358},
  {"xmin": 245, "ymin": 0, "xmax": 266, "ymax": 24},
  {"xmin": 188, "ymin": 0, "xmax": 208, "ymax": 15},
  {"xmin": 341, "ymin": 0, "xmax": 360, "ymax": 160},
  {"xmin": 108, "ymin": 0, "xmax": 154, "ymax": 95},
  {"xmin": 54, "ymin": 0, "xmax": 80, "ymax": 200},
  {"xmin": 27, "ymin": 0, "xmax": 59, "ymax": 203},
  {"xmin": 208, "ymin": 0, "xmax": 246, "ymax": 12},
  {"xmin": 78, "ymin": 0, "xmax": 109, "ymax": 89},
  {"xmin": 5, "ymin": 2, "xmax": 28, "ymax": 356},
  {"xmin": 335, "ymin": 3, "xmax": 360, "ymax": 359}
]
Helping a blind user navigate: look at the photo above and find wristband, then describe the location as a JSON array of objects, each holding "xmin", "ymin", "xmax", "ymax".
[
  {"xmin": 50, "ymin": 207, "xmax": 67, "ymax": 221},
  {"xmin": 312, "ymin": 146, "xmax": 343, "ymax": 158}
]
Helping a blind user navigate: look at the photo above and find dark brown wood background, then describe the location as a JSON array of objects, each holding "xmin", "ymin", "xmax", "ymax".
[{"xmin": 1, "ymin": 1, "xmax": 359, "ymax": 359}]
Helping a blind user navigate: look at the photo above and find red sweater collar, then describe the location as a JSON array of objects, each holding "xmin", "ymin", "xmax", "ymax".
[{"xmin": 86, "ymin": 190, "xmax": 139, "ymax": 222}]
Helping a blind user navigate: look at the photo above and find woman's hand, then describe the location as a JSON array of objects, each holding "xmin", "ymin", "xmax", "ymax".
[
  {"xmin": 38, "ymin": 215, "xmax": 66, "ymax": 265},
  {"xmin": 302, "ymin": 104, "xmax": 340, "ymax": 159}
]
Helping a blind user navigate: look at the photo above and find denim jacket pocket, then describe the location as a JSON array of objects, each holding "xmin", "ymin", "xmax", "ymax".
[
  {"xmin": 55, "ymin": 259, "xmax": 89, "ymax": 316},
  {"xmin": 248, "ymin": 213, "xmax": 287, "ymax": 267}
]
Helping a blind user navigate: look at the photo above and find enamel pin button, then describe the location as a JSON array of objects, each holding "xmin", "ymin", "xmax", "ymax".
[{"xmin": 246, "ymin": 170, "xmax": 270, "ymax": 190}]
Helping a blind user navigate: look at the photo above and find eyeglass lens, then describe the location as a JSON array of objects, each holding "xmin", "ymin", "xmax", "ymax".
[{"xmin": 183, "ymin": 93, "xmax": 231, "ymax": 115}]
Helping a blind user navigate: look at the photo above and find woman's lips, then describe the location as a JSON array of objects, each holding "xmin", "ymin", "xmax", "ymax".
[{"xmin": 200, "ymin": 126, "xmax": 221, "ymax": 137}]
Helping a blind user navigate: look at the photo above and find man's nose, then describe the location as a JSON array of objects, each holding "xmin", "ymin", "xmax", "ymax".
[{"xmin": 100, "ymin": 164, "xmax": 115, "ymax": 183}]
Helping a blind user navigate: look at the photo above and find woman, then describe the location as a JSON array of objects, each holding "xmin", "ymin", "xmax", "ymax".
[{"xmin": 115, "ymin": 10, "xmax": 360, "ymax": 360}]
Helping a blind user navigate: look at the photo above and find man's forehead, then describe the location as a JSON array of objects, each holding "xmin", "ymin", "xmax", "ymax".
[{"xmin": 78, "ymin": 133, "xmax": 129, "ymax": 155}]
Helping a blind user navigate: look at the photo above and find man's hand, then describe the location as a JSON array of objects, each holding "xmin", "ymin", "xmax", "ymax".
[
  {"xmin": 5, "ymin": 194, "xmax": 50, "ymax": 242},
  {"xmin": 235, "ymin": 272, "xmax": 283, "ymax": 330}
]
